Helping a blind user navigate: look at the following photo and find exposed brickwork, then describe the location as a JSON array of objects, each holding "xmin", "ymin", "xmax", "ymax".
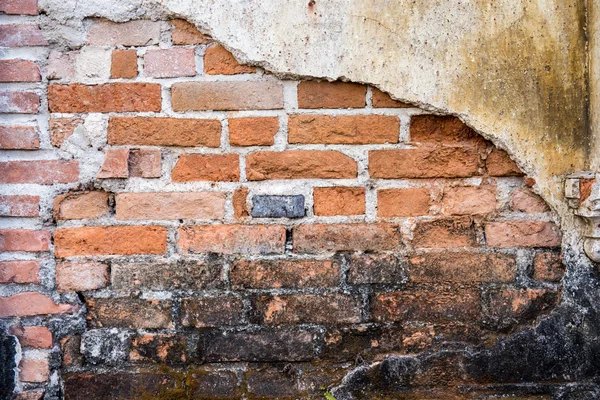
[
  {"xmin": 48, "ymin": 84, "xmax": 161, "ymax": 113},
  {"xmin": 313, "ymin": 187, "xmax": 365, "ymax": 216},
  {"xmin": 297, "ymin": 81, "xmax": 367, "ymax": 108},
  {"xmin": 110, "ymin": 49, "xmax": 138, "ymax": 79},
  {"xmin": 0, "ymin": 195, "xmax": 39, "ymax": 217},
  {"xmin": 171, "ymin": 19, "xmax": 211, "ymax": 45},
  {"xmin": 204, "ymin": 45, "xmax": 256, "ymax": 75},
  {"xmin": 144, "ymin": 48, "xmax": 196, "ymax": 78},
  {"xmin": 0, "ymin": 260, "xmax": 40, "ymax": 283},
  {"xmin": 0, "ymin": 60, "xmax": 40, "ymax": 82},
  {"xmin": 229, "ymin": 117, "xmax": 279, "ymax": 146},
  {"xmin": 171, "ymin": 154, "xmax": 240, "ymax": 181},
  {"xmin": 0, "ymin": 126, "xmax": 39, "ymax": 149}
]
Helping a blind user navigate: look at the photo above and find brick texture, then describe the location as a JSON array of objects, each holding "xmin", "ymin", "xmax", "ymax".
[
  {"xmin": 0, "ymin": 195, "xmax": 39, "ymax": 217},
  {"xmin": 0, "ymin": 91, "xmax": 40, "ymax": 113},
  {"xmin": 111, "ymin": 50, "xmax": 138, "ymax": 79},
  {"xmin": 0, "ymin": 60, "xmax": 40, "ymax": 82},
  {"xmin": 377, "ymin": 188, "xmax": 431, "ymax": 217},
  {"xmin": 204, "ymin": 45, "xmax": 256, "ymax": 75},
  {"xmin": 0, "ymin": 126, "xmax": 39, "ymax": 149},
  {"xmin": 178, "ymin": 225, "xmax": 286, "ymax": 254},
  {"xmin": 56, "ymin": 261, "xmax": 108, "ymax": 292},
  {"xmin": 0, "ymin": 260, "xmax": 40, "ymax": 283},
  {"xmin": 0, "ymin": 229, "xmax": 50, "ymax": 252},
  {"xmin": 0, "ymin": 25, "xmax": 46, "ymax": 47},
  {"xmin": 0, "ymin": 0, "xmax": 39, "ymax": 15},
  {"xmin": 9, "ymin": 326, "xmax": 52, "ymax": 349},
  {"xmin": 171, "ymin": 154, "xmax": 240, "ymax": 182},
  {"xmin": 485, "ymin": 221, "xmax": 561, "ymax": 248},
  {"xmin": 171, "ymin": 19, "xmax": 211, "ymax": 45},
  {"xmin": 231, "ymin": 260, "xmax": 339, "ymax": 289},
  {"xmin": 48, "ymin": 84, "xmax": 161, "ymax": 113},
  {"xmin": 313, "ymin": 187, "xmax": 365, "ymax": 216},
  {"xmin": 53, "ymin": 191, "xmax": 109, "ymax": 220},
  {"xmin": 229, "ymin": 117, "xmax": 279, "ymax": 146},
  {"xmin": 87, "ymin": 20, "xmax": 161, "ymax": 46},
  {"xmin": 115, "ymin": 192, "xmax": 225, "ymax": 220},
  {"xmin": 297, "ymin": 81, "xmax": 366, "ymax": 108},
  {"xmin": 0, "ymin": 292, "xmax": 77, "ymax": 317},
  {"xmin": 144, "ymin": 48, "xmax": 196, "ymax": 78},
  {"xmin": 288, "ymin": 115, "xmax": 399, "ymax": 144},
  {"xmin": 293, "ymin": 223, "xmax": 402, "ymax": 253}
]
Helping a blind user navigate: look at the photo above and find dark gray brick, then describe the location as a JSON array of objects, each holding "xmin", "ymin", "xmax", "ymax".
[{"xmin": 251, "ymin": 195, "xmax": 305, "ymax": 218}]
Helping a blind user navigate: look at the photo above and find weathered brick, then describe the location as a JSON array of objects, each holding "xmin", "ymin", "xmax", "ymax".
[
  {"xmin": 54, "ymin": 226, "xmax": 167, "ymax": 257},
  {"xmin": 510, "ymin": 188, "xmax": 550, "ymax": 213},
  {"xmin": 372, "ymin": 290, "xmax": 480, "ymax": 322},
  {"xmin": 409, "ymin": 252, "xmax": 515, "ymax": 283},
  {"xmin": 108, "ymin": 117, "xmax": 220, "ymax": 147},
  {"xmin": 485, "ymin": 221, "xmax": 561, "ymax": 248},
  {"xmin": 441, "ymin": 185, "xmax": 497, "ymax": 215},
  {"xmin": 313, "ymin": 187, "xmax": 365, "ymax": 216},
  {"xmin": 0, "ymin": 260, "xmax": 40, "ymax": 283},
  {"xmin": 229, "ymin": 116, "xmax": 279, "ymax": 146},
  {"xmin": 370, "ymin": 147, "xmax": 481, "ymax": 178},
  {"xmin": 63, "ymin": 373, "xmax": 177, "ymax": 400},
  {"xmin": 111, "ymin": 260, "xmax": 223, "ymax": 291},
  {"xmin": 171, "ymin": 154, "xmax": 239, "ymax": 182},
  {"xmin": 533, "ymin": 251, "xmax": 564, "ymax": 282},
  {"xmin": 47, "ymin": 50, "xmax": 75, "ymax": 80},
  {"xmin": 128, "ymin": 148, "xmax": 162, "ymax": 178},
  {"xmin": 246, "ymin": 367, "xmax": 299, "ymax": 398},
  {"xmin": 0, "ymin": 25, "xmax": 46, "ymax": 47},
  {"xmin": 233, "ymin": 187, "xmax": 249, "ymax": 219},
  {"xmin": 13, "ymin": 391, "xmax": 45, "ymax": 400},
  {"xmin": 56, "ymin": 261, "xmax": 108, "ymax": 292},
  {"xmin": 48, "ymin": 83, "xmax": 161, "ymax": 113},
  {"xmin": 411, "ymin": 115, "xmax": 485, "ymax": 145},
  {"xmin": 60, "ymin": 336, "xmax": 83, "ymax": 368},
  {"xmin": 246, "ymin": 150, "xmax": 357, "ymax": 180},
  {"xmin": 96, "ymin": 148, "xmax": 129, "ymax": 179},
  {"xmin": 482, "ymin": 289, "xmax": 559, "ymax": 331},
  {"xmin": 53, "ymin": 191, "xmax": 109, "ymax": 220},
  {"xmin": 144, "ymin": 48, "xmax": 196, "ymax": 78},
  {"xmin": 231, "ymin": 259, "xmax": 339, "ymax": 289},
  {"xmin": 0, "ymin": 60, "xmax": 40, "ymax": 82},
  {"xmin": 171, "ymin": 19, "xmax": 211, "ymax": 45},
  {"xmin": 129, "ymin": 334, "xmax": 187, "ymax": 365},
  {"xmin": 110, "ymin": 49, "xmax": 137, "ymax": 79},
  {"xmin": 258, "ymin": 294, "xmax": 362, "ymax": 324},
  {"xmin": 0, "ymin": 126, "xmax": 39, "ymax": 149},
  {"xmin": 298, "ymin": 366, "xmax": 350, "ymax": 395},
  {"xmin": 0, "ymin": 195, "xmax": 39, "ymax": 217},
  {"xmin": 486, "ymin": 149, "xmax": 524, "ymax": 176},
  {"xmin": 377, "ymin": 188, "xmax": 431, "ymax": 217},
  {"xmin": 0, "ymin": 292, "xmax": 77, "ymax": 317},
  {"xmin": 0, "ymin": 0, "xmax": 38, "ymax": 15},
  {"xmin": 252, "ymin": 195, "xmax": 305, "ymax": 218},
  {"xmin": 0, "ymin": 229, "xmax": 50, "ymax": 252},
  {"xmin": 87, "ymin": 20, "xmax": 161, "ymax": 46},
  {"xmin": 0, "ymin": 91, "xmax": 39, "ymax": 113},
  {"xmin": 117, "ymin": 192, "xmax": 225, "ymax": 220},
  {"xmin": 181, "ymin": 296, "xmax": 245, "ymax": 327},
  {"xmin": 171, "ymin": 81, "xmax": 284, "ymax": 111},
  {"xmin": 0, "ymin": 160, "xmax": 79, "ymax": 184},
  {"xmin": 178, "ymin": 224, "xmax": 286, "ymax": 254},
  {"xmin": 49, "ymin": 118, "xmax": 83, "ymax": 147},
  {"xmin": 321, "ymin": 325, "xmax": 404, "ymax": 361},
  {"xmin": 80, "ymin": 329, "xmax": 130, "ymax": 366},
  {"xmin": 289, "ymin": 114, "xmax": 398, "ymax": 144},
  {"xmin": 9, "ymin": 326, "xmax": 51, "ymax": 348},
  {"xmin": 204, "ymin": 45, "xmax": 256, "ymax": 75},
  {"xmin": 371, "ymin": 87, "xmax": 411, "ymax": 108},
  {"xmin": 86, "ymin": 298, "xmax": 172, "ymax": 329},
  {"xmin": 346, "ymin": 253, "xmax": 405, "ymax": 285},
  {"xmin": 20, "ymin": 358, "xmax": 49, "ymax": 383},
  {"xmin": 412, "ymin": 217, "xmax": 477, "ymax": 248},
  {"xmin": 293, "ymin": 223, "xmax": 401, "ymax": 253},
  {"xmin": 297, "ymin": 81, "xmax": 366, "ymax": 108}
]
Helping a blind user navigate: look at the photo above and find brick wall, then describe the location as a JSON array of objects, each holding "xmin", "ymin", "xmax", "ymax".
[{"xmin": 0, "ymin": 9, "xmax": 565, "ymax": 399}]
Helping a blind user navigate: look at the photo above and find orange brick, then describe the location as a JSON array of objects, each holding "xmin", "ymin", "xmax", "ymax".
[
  {"xmin": 533, "ymin": 251, "xmax": 565, "ymax": 282},
  {"xmin": 49, "ymin": 118, "xmax": 83, "ymax": 147},
  {"xmin": 377, "ymin": 188, "xmax": 430, "ymax": 217},
  {"xmin": 246, "ymin": 150, "xmax": 357, "ymax": 180},
  {"xmin": 171, "ymin": 19, "xmax": 211, "ymax": 45},
  {"xmin": 510, "ymin": 188, "xmax": 549, "ymax": 213},
  {"xmin": 129, "ymin": 148, "xmax": 162, "ymax": 178},
  {"xmin": 288, "ymin": 115, "xmax": 399, "ymax": 144},
  {"xmin": 297, "ymin": 81, "xmax": 366, "ymax": 108},
  {"xmin": 485, "ymin": 221, "xmax": 561, "ymax": 248},
  {"xmin": 116, "ymin": 192, "xmax": 225, "ymax": 220},
  {"xmin": 0, "ymin": 160, "xmax": 79, "ymax": 184},
  {"xmin": 111, "ymin": 49, "xmax": 138, "ymax": 79},
  {"xmin": 0, "ymin": 126, "xmax": 39, "ymax": 149},
  {"xmin": 410, "ymin": 115, "xmax": 485, "ymax": 146},
  {"xmin": 293, "ymin": 223, "xmax": 401, "ymax": 253},
  {"xmin": 96, "ymin": 148, "xmax": 129, "ymax": 179},
  {"xmin": 229, "ymin": 117, "xmax": 279, "ymax": 146},
  {"xmin": 371, "ymin": 87, "xmax": 411, "ymax": 108},
  {"xmin": 441, "ymin": 186, "xmax": 497, "ymax": 215},
  {"xmin": 0, "ymin": 292, "xmax": 78, "ymax": 317},
  {"xmin": 19, "ymin": 358, "xmax": 49, "ymax": 383},
  {"xmin": 258, "ymin": 294, "xmax": 361, "ymax": 325},
  {"xmin": 231, "ymin": 260, "xmax": 339, "ymax": 289},
  {"xmin": 233, "ymin": 188, "xmax": 249, "ymax": 220},
  {"xmin": 486, "ymin": 149, "xmax": 524, "ymax": 176},
  {"xmin": 178, "ymin": 224, "xmax": 286, "ymax": 254},
  {"xmin": 0, "ymin": 260, "xmax": 40, "ymax": 283},
  {"xmin": 313, "ymin": 187, "xmax": 365, "ymax": 216},
  {"xmin": 412, "ymin": 217, "xmax": 477, "ymax": 248},
  {"xmin": 53, "ymin": 191, "xmax": 109, "ymax": 220},
  {"xmin": 87, "ymin": 298, "xmax": 172, "ymax": 329},
  {"xmin": 0, "ymin": 195, "xmax": 39, "ymax": 217},
  {"xmin": 56, "ymin": 261, "xmax": 108, "ymax": 292},
  {"xmin": 204, "ymin": 45, "xmax": 255, "ymax": 75},
  {"xmin": 54, "ymin": 226, "xmax": 167, "ymax": 257},
  {"xmin": 0, "ymin": 60, "xmax": 40, "ymax": 82},
  {"xmin": 9, "ymin": 326, "xmax": 52, "ymax": 348},
  {"xmin": 171, "ymin": 154, "xmax": 239, "ymax": 182},
  {"xmin": 409, "ymin": 252, "xmax": 515, "ymax": 283},
  {"xmin": 0, "ymin": 229, "xmax": 50, "ymax": 252}
]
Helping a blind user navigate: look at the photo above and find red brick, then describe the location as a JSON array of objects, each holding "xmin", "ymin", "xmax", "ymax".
[
  {"xmin": 129, "ymin": 334, "xmax": 187, "ymax": 365},
  {"xmin": 53, "ymin": 191, "xmax": 109, "ymax": 220},
  {"xmin": 54, "ymin": 226, "xmax": 167, "ymax": 257},
  {"xmin": 9, "ymin": 326, "xmax": 52, "ymax": 348},
  {"xmin": 371, "ymin": 87, "xmax": 411, "ymax": 108},
  {"xmin": 171, "ymin": 19, "xmax": 211, "ymax": 45},
  {"xmin": 246, "ymin": 150, "xmax": 357, "ymax": 180},
  {"xmin": 171, "ymin": 154, "xmax": 239, "ymax": 182},
  {"xmin": 0, "ymin": 229, "xmax": 49, "ymax": 252},
  {"xmin": 96, "ymin": 148, "xmax": 129, "ymax": 179},
  {"xmin": 313, "ymin": 187, "xmax": 365, "ymax": 216},
  {"xmin": 233, "ymin": 187, "xmax": 249, "ymax": 220},
  {"xmin": 369, "ymin": 147, "xmax": 481, "ymax": 179},
  {"xmin": 483, "ymin": 289, "xmax": 559, "ymax": 331},
  {"xmin": 293, "ymin": 223, "xmax": 401, "ymax": 253},
  {"xmin": 48, "ymin": 83, "xmax": 161, "ymax": 113},
  {"xmin": 19, "ymin": 358, "xmax": 49, "ymax": 383},
  {"xmin": 258, "ymin": 294, "xmax": 361, "ymax": 325},
  {"xmin": 413, "ymin": 217, "xmax": 477, "ymax": 248},
  {"xmin": 108, "ymin": 117, "xmax": 221, "ymax": 147},
  {"xmin": 180, "ymin": 296, "xmax": 244, "ymax": 327},
  {"xmin": 372, "ymin": 290, "xmax": 480, "ymax": 322},
  {"xmin": 13, "ymin": 391, "xmax": 44, "ymax": 400},
  {"xmin": 0, "ymin": 60, "xmax": 40, "ymax": 82},
  {"xmin": 87, "ymin": 20, "xmax": 161, "ymax": 46},
  {"xmin": 410, "ymin": 115, "xmax": 485, "ymax": 146},
  {"xmin": 0, "ymin": 91, "xmax": 39, "ymax": 113},
  {"xmin": 0, "ymin": 160, "xmax": 79, "ymax": 184},
  {"xmin": 204, "ymin": 45, "xmax": 255, "ymax": 75},
  {"xmin": 534, "ymin": 251, "xmax": 564, "ymax": 282},
  {"xmin": 0, "ymin": 292, "xmax": 77, "ymax": 317},
  {"xmin": 377, "ymin": 188, "xmax": 431, "ymax": 217},
  {"xmin": 485, "ymin": 221, "xmax": 561, "ymax": 248},
  {"xmin": 144, "ymin": 48, "xmax": 196, "ymax": 78},
  {"xmin": 409, "ymin": 252, "xmax": 515, "ymax": 283},
  {"xmin": 0, "ymin": 24, "xmax": 46, "ymax": 47},
  {"xmin": 229, "ymin": 117, "xmax": 279, "ymax": 146},
  {"xmin": 60, "ymin": 336, "xmax": 82, "ymax": 368},
  {"xmin": 116, "ymin": 192, "xmax": 225, "ymax": 220},
  {"xmin": 86, "ymin": 298, "xmax": 172, "ymax": 329},
  {"xmin": 486, "ymin": 149, "xmax": 524, "ymax": 176},
  {"xmin": 289, "ymin": 114, "xmax": 399, "ymax": 144},
  {"xmin": 0, "ymin": 260, "xmax": 40, "ymax": 283},
  {"xmin": 297, "ymin": 81, "xmax": 366, "ymax": 108},
  {"xmin": 0, "ymin": 0, "xmax": 38, "ymax": 15},
  {"xmin": 510, "ymin": 188, "xmax": 549, "ymax": 213},
  {"xmin": 0, "ymin": 126, "xmax": 39, "ymax": 149},
  {"xmin": 346, "ymin": 253, "xmax": 404, "ymax": 285},
  {"xmin": 441, "ymin": 185, "xmax": 497, "ymax": 215},
  {"xmin": 110, "ymin": 49, "xmax": 137, "ymax": 79},
  {"xmin": 128, "ymin": 148, "xmax": 162, "ymax": 178},
  {"xmin": 49, "ymin": 118, "xmax": 83, "ymax": 147},
  {"xmin": 178, "ymin": 224, "xmax": 286, "ymax": 254},
  {"xmin": 0, "ymin": 195, "xmax": 39, "ymax": 217},
  {"xmin": 171, "ymin": 81, "xmax": 283, "ymax": 111},
  {"xmin": 231, "ymin": 259, "xmax": 339, "ymax": 289},
  {"xmin": 56, "ymin": 261, "xmax": 108, "ymax": 292}
]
